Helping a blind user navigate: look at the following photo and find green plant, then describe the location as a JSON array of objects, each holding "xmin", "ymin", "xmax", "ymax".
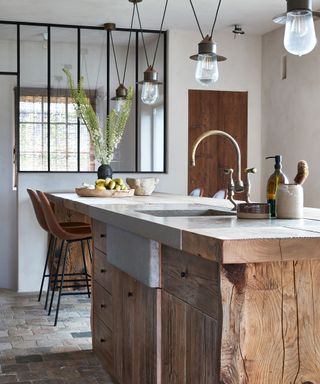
[{"xmin": 63, "ymin": 68, "xmax": 133, "ymax": 165}]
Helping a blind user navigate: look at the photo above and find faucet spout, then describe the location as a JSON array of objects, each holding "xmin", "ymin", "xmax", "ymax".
[{"xmin": 191, "ymin": 130, "xmax": 243, "ymax": 192}]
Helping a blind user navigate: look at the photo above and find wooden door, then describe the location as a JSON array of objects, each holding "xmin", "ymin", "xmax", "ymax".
[{"xmin": 188, "ymin": 90, "xmax": 248, "ymax": 198}]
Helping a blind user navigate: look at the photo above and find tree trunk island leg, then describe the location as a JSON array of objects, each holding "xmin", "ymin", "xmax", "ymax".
[{"xmin": 220, "ymin": 261, "xmax": 320, "ymax": 383}]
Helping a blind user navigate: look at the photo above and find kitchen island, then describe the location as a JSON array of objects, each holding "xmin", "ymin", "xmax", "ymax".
[{"xmin": 48, "ymin": 192, "xmax": 320, "ymax": 384}]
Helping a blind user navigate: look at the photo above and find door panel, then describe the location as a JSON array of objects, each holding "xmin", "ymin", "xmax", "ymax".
[{"xmin": 188, "ymin": 90, "xmax": 248, "ymax": 198}]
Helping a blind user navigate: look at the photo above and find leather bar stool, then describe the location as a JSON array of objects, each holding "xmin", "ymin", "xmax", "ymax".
[
  {"xmin": 27, "ymin": 189, "xmax": 91, "ymax": 310},
  {"xmin": 36, "ymin": 190, "xmax": 93, "ymax": 326}
]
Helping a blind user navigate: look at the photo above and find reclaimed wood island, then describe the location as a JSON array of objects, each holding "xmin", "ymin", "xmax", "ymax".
[{"xmin": 48, "ymin": 192, "xmax": 320, "ymax": 384}]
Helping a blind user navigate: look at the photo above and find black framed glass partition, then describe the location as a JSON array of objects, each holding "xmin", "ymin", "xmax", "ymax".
[{"xmin": 0, "ymin": 20, "xmax": 167, "ymax": 173}]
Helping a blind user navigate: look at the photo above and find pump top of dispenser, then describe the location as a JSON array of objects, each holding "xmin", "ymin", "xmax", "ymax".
[{"xmin": 266, "ymin": 155, "xmax": 282, "ymax": 169}]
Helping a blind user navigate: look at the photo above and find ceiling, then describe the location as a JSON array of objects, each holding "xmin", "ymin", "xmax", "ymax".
[{"xmin": 1, "ymin": 0, "xmax": 320, "ymax": 36}]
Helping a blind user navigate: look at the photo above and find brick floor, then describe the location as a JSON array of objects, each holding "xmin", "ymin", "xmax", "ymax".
[{"xmin": 0, "ymin": 289, "xmax": 114, "ymax": 383}]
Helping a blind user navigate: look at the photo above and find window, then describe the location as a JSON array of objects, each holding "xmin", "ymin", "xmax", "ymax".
[{"xmin": 18, "ymin": 88, "xmax": 95, "ymax": 172}]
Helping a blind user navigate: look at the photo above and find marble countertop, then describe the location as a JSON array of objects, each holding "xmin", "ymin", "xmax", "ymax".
[{"xmin": 48, "ymin": 192, "xmax": 320, "ymax": 263}]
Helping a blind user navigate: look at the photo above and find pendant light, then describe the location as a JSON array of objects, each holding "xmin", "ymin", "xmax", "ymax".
[
  {"xmin": 135, "ymin": 0, "xmax": 169, "ymax": 105},
  {"xmin": 104, "ymin": 0, "xmax": 136, "ymax": 112},
  {"xmin": 273, "ymin": 0, "xmax": 319, "ymax": 56},
  {"xmin": 189, "ymin": 0, "xmax": 227, "ymax": 86}
]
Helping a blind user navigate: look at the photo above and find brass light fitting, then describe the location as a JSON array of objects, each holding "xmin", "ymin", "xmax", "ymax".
[
  {"xmin": 273, "ymin": 0, "xmax": 320, "ymax": 24},
  {"xmin": 190, "ymin": 35, "xmax": 227, "ymax": 62},
  {"xmin": 138, "ymin": 66, "xmax": 162, "ymax": 85}
]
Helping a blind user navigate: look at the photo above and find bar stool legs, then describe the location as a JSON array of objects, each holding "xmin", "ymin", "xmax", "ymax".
[
  {"xmin": 47, "ymin": 238, "xmax": 92, "ymax": 326},
  {"xmin": 38, "ymin": 234, "xmax": 54, "ymax": 303},
  {"xmin": 48, "ymin": 240, "xmax": 65, "ymax": 316}
]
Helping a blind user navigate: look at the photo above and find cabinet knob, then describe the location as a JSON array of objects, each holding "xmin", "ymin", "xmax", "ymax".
[
  {"xmin": 100, "ymin": 269, "xmax": 106, "ymax": 273},
  {"xmin": 100, "ymin": 304, "xmax": 106, "ymax": 309},
  {"xmin": 100, "ymin": 234, "xmax": 106, "ymax": 238},
  {"xmin": 180, "ymin": 271, "xmax": 188, "ymax": 278},
  {"xmin": 128, "ymin": 292, "xmax": 134, "ymax": 297},
  {"xmin": 100, "ymin": 338, "xmax": 106, "ymax": 343}
]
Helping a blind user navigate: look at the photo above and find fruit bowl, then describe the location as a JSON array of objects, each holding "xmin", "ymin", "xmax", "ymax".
[
  {"xmin": 126, "ymin": 177, "xmax": 159, "ymax": 196},
  {"xmin": 75, "ymin": 187, "xmax": 134, "ymax": 198}
]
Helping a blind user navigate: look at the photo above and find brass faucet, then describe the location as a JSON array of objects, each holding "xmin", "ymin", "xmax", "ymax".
[{"xmin": 191, "ymin": 130, "xmax": 255, "ymax": 209}]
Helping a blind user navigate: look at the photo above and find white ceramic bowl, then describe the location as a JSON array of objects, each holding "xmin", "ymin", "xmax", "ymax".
[{"xmin": 126, "ymin": 177, "xmax": 159, "ymax": 196}]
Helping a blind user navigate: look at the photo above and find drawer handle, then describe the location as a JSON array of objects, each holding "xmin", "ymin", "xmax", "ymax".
[
  {"xmin": 180, "ymin": 271, "xmax": 188, "ymax": 278},
  {"xmin": 100, "ymin": 304, "xmax": 106, "ymax": 309},
  {"xmin": 100, "ymin": 234, "xmax": 106, "ymax": 238},
  {"xmin": 100, "ymin": 269, "xmax": 106, "ymax": 273},
  {"xmin": 128, "ymin": 292, "xmax": 134, "ymax": 297},
  {"xmin": 100, "ymin": 338, "xmax": 106, "ymax": 343}
]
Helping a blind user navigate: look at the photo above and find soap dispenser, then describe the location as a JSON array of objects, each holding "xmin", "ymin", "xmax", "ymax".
[{"xmin": 266, "ymin": 155, "xmax": 288, "ymax": 217}]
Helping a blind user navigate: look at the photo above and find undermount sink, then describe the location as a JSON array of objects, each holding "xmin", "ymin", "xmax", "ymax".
[{"xmin": 137, "ymin": 208, "xmax": 236, "ymax": 217}]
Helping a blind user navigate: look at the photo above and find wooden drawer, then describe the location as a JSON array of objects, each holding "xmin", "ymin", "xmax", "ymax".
[
  {"xmin": 93, "ymin": 314, "xmax": 113, "ymax": 375},
  {"xmin": 92, "ymin": 219, "xmax": 107, "ymax": 253},
  {"xmin": 162, "ymin": 245, "xmax": 220, "ymax": 319},
  {"xmin": 93, "ymin": 280, "xmax": 113, "ymax": 331},
  {"xmin": 94, "ymin": 248, "xmax": 113, "ymax": 294}
]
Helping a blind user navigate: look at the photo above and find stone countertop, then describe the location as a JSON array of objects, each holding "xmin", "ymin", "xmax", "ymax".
[{"xmin": 48, "ymin": 192, "xmax": 320, "ymax": 264}]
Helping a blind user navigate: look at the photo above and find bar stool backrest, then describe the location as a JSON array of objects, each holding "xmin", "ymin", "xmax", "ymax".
[
  {"xmin": 36, "ymin": 190, "xmax": 80, "ymax": 241},
  {"xmin": 27, "ymin": 188, "xmax": 49, "ymax": 232}
]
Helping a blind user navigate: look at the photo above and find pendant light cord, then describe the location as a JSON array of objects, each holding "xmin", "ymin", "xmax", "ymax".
[
  {"xmin": 210, "ymin": 0, "xmax": 222, "ymax": 38},
  {"xmin": 152, "ymin": 0, "xmax": 169, "ymax": 68},
  {"xmin": 110, "ymin": 31, "xmax": 121, "ymax": 86},
  {"xmin": 136, "ymin": 0, "xmax": 169, "ymax": 69},
  {"xmin": 136, "ymin": 4, "xmax": 150, "ymax": 67},
  {"xmin": 109, "ymin": 2, "xmax": 136, "ymax": 87},
  {"xmin": 122, "ymin": 2, "xmax": 136, "ymax": 85},
  {"xmin": 189, "ymin": 0, "xmax": 204, "ymax": 39},
  {"xmin": 189, "ymin": 0, "xmax": 223, "ymax": 39}
]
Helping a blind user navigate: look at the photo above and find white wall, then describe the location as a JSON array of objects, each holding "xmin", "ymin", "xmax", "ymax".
[
  {"xmin": 0, "ymin": 76, "xmax": 18, "ymax": 290},
  {"xmin": 262, "ymin": 21, "xmax": 320, "ymax": 207}
]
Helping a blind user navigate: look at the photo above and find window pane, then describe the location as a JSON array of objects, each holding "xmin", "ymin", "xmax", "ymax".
[
  {"xmin": 80, "ymin": 124, "xmax": 95, "ymax": 171},
  {"xmin": 19, "ymin": 123, "xmax": 48, "ymax": 171},
  {"xmin": 20, "ymin": 26, "xmax": 48, "ymax": 171},
  {"xmin": 0, "ymin": 24, "xmax": 17, "ymax": 72},
  {"xmin": 50, "ymin": 96, "xmax": 67, "ymax": 123},
  {"xmin": 50, "ymin": 123, "xmax": 77, "ymax": 171}
]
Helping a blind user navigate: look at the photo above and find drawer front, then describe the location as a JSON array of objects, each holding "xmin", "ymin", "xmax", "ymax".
[
  {"xmin": 94, "ymin": 248, "xmax": 113, "ymax": 294},
  {"xmin": 93, "ymin": 280, "xmax": 113, "ymax": 331},
  {"xmin": 93, "ymin": 315, "xmax": 113, "ymax": 375},
  {"xmin": 92, "ymin": 220, "xmax": 107, "ymax": 253},
  {"xmin": 162, "ymin": 245, "xmax": 220, "ymax": 319}
]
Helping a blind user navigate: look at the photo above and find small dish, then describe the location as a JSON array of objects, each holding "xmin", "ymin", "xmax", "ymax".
[
  {"xmin": 237, "ymin": 203, "xmax": 270, "ymax": 219},
  {"xmin": 126, "ymin": 177, "xmax": 159, "ymax": 196}
]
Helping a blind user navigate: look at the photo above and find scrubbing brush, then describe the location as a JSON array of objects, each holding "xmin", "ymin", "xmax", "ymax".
[{"xmin": 294, "ymin": 160, "xmax": 309, "ymax": 185}]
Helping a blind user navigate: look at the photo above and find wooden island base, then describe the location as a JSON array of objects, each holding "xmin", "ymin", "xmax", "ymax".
[
  {"xmin": 221, "ymin": 261, "xmax": 320, "ymax": 383},
  {"xmin": 92, "ymin": 220, "xmax": 320, "ymax": 384},
  {"xmin": 47, "ymin": 193, "xmax": 320, "ymax": 384}
]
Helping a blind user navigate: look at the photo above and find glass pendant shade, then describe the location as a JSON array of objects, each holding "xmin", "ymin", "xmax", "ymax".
[
  {"xmin": 141, "ymin": 82, "xmax": 159, "ymax": 105},
  {"xmin": 195, "ymin": 54, "xmax": 219, "ymax": 85},
  {"xmin": 139, "ymin": 66, "xmax": 161, "ymax": 105},
  {"xmin": 284, "ymin": 10, "xmax": 317, "ymax": 56},
  {"xmin": 114, "ymin": 98, "xmax": 126, "ymax": 112}
]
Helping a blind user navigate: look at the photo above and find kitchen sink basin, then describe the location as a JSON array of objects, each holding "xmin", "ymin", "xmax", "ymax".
[{"xmin": 137, "ymin": 208, "xmax": 236, "ymax": 217}]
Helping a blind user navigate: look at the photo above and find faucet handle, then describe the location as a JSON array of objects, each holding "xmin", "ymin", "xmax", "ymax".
[
  {"xmin": 244, "ymin": 167, "xmax": 257, "ymax": 203},
  {"xmin": 245, "ymin": 167, "xmax": 257, "ymax": 174},
  {"xmin": 223, "ymin": 168, "xmax": 237, "ymax": 211}
]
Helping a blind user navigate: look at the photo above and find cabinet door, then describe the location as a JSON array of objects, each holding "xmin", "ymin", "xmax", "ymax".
[
  {"xmin": 113, "ymin": 268, "xmax": 158, "ymax": 384},
  {"xmin": 162, "ymin": 290, "xmax": 220, "ymax": 384}
]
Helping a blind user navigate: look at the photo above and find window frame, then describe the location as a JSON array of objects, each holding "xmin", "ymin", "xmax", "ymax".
[{"xmin": 0, "ymin": 20, "xmax": 167, "ymax": 174}]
